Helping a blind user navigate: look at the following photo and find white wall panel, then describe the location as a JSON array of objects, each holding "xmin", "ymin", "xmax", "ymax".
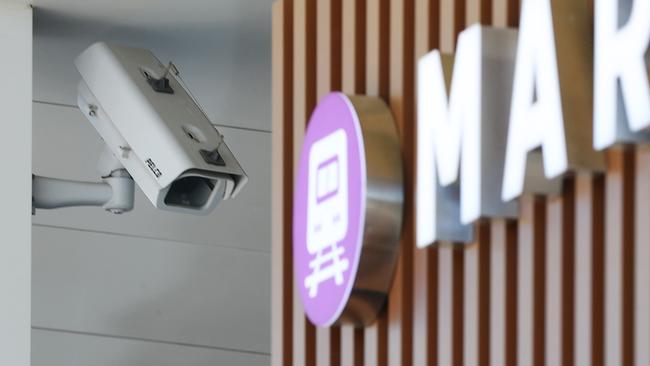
[
  {"xmin": 0, "ymin": 3, "xmax": 32, "ymax": 366},
  {"xmin": 33, "ymin": 329, "xmax": 269, "ymax": 366},
  {"xmin": 31, "ymin": 6, "xmax": 272, "ymax": 363},
  {"xmin": 32, "ymin": 102, "xmax": 271, "ymax": 253},
  {"xmin": 33, "ymin": 13, "xmax": 271, "ymax": 132},
  {"xmin": 32, "ymin": 225, "xmax": 270, "ymax": 354}
]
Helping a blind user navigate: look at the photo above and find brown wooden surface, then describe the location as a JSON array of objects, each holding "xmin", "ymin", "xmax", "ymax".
[
  {"xmin": 364, "ymin": 1, "xmax": 389, "ymax": 365},
  {"xmin": 605, "ymin": 147, "xmax": 636, "ymax": 366},
  {"xmin": 412, "ymin": 4, "xmax": 438, "ymax": 364},
  {"xmin": 292, "ymin": 0, "xmax": 316, "ymax": 365},
  {"xmin": 489, "ymin": 219, "xmax": 518, "ymax": 366},
  {"xmin": 635, "ymin": 146, "xmax": 650, "ymax": 366},
  {"xmin": 340, "ymin": 1, "xmax": 365, "ymax": 365},
  {"xmin": 314, "ymin": 1, "xmax": 342, "ymax": 365},
  {"xmin": 272, "ymin": 2, "xmax": 294, "ymax": 365},
  {"xmin": 387, "ymin": 0, "xmax": 415, "ymax": 366},
  {"xmin": 271, "ymin": 0, "xmax": 645, "ymax": 365}
]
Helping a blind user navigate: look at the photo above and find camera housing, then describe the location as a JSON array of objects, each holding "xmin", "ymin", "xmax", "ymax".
[{"xmin": 75, "ymin": 42, "xmax": 248, "ymax": 215}]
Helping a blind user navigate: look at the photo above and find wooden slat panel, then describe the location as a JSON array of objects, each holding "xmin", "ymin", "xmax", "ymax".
[
  {"xmin": 492, "ymin": 0, "xmax": 508, "ymax": 27},
  {"xmin": 591, "ymin": 175, "xmax": 606, "ymax": 366},
  {"xmin": 505, "ymin": 220, "xmax": 519, "ymax": 366},
  {"xmin": 463, "ymin": 223, "xmax": 490, "ymax": 366},
  {"xmin": 488, "ymin": 2, "xmax": 519, "ymax": 366},
  {"xmin": 462, "ymin": 2, "xmax": 493, "ymax": 365},
  {"xmin": 466, "ymin": 0, "xmax": 491, "ymax": 25},
  {"xmin": 412, "ymin": 1, "xmax": 438, "ymax": 365},
  {"xmin": 292, "ymin": 0, "xmax": 317, "ymax": 129},
  {"xmin": 342, "ymin": 329, "xmax": 354, "ymax": 366},
  {"xmin": 545, "ymin": 195, "xmax": 562, "ymax": 366},
  {"xmin": 342, "ymin": 0, "xmax": 366, "ymax": 95},
  {"xmin": 316, "ymin": 0, "xmax": 332, "ymax": 101},
  {"xmin": 316, "ymin": 0, "xmax": 342, "ymax": 100},
  {"xmin": 562, "ymin": 180, "xmax": 577, "ymax": 366},
  {"xmin": 340, "ymin": 2, "xmax": 366, "ymax": 365},
  {"xmin": 413, "ymin": 246, "xmax": 438, "ymax": 366},
  {"xmin": 463, "ymin": 2, "xmax": 479, "ymax": 365},
  {"xmin": 292, "ymin": 0, "xmax": 317, "ymax": 365},
  {"xmin": 364, "ymin": 314, "xmax": 388, "ymax": 366},
  {"xmin": 574, "ymin": 175, "xmax": 592, "ymax": 366},
  {"xmin": 272, "ymin": 2, "xmax": 294, "ymax": 365},
  {"xmin": 491, "ymin": 224, "xmax": 504, "ymax": 366},
  {"xmin": 574, "ymin": 173, "xmax": 605, "ymax": 366},
  {"xmin": 293, "ymin": 285, "xmax": 314, "ymax": 366},
  {"xmin": 534, "ymin": 196, "xmax": 547, "ymax": 366},
  {"xmin": 478, "ymin": 224, "xmax": 491, "ymax": 366},
  {"xmin": 435, "ymin": 1, "xmax": 467, "ymax": 365},
  {"xmin": 604, "ymin": 148, "xmax": 622, "ymax": 366},
  {"xmin": 490, "ymin": 220, "xmax": 518, "ymax": 366},
  {"xmin": 272, "ymin": 2, "xmax": 643, "ymax": 366},
  {"xmin": 517, "ymin": 195, "xmax": 546, "ymax": 366},
  {"xmin": 508, "ymin": 0, "xmax": 519, "ymax": 27},
  {"xmin": 545, "ymin": 181, "xmax": 575, "ymax": 366},
  {"xmin": 466, "ymin": 0, "xmax": 481, "ymax": 25},
  {"xmin": 605, "ymin": 148, "xmax": 635, "ymax": 366},
  {"xmin": 438, "ymin": 244, "xmax": 455, "ymax": 366},
  {"xmin": 415, "ymin": 0, "xmax": 439, "ymax": 59},
  {"xmin": 364, "ymin": 0, "xmax": 390, "ymax": 364},
  {"xmin": 316, "ymin": 327, "xmax": 331, "ymax": 366},
  {"xmin": 438, "ymin": 244, "xmax": 466, "ymax": 366},
  {"xmin": 387, "ymin": 0, "xmax": 415, "ymax": 365},
  {"xmin": 314, "ymin": 0, "xmax": 342, "ymax": 364},
  {"xmin": 317, "ymin": 327, "xmax": 341, "ymax": 366},
  {"xmin": 453, "ymin": 246, "xmax": 465, "ymax": 366},
  {"xmin": 635, "ymin": 146, "xmax": 650, "ymax": 365},
  {"xmin": 439, "ymin": 0, "xmax": 455, "ymax": 53},
  {"xmin": 313, "ymin": 4, "xmax": 331, "ymax": 364},
  {"xmin": 444, "ymin": 2, "xmax": 470, "ymax": 361},
  {"xmin": 366, "ymin": 0, "xmax": 390, "ymax": 99},
  {"xmin": 341, "ymin": 327, "xmax": 364, "ymax": 366}
]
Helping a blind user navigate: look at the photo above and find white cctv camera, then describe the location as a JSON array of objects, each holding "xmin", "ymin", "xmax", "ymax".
[{"xmin": 32, "ymin": 42, "xmax": 248, "ymax": 215}]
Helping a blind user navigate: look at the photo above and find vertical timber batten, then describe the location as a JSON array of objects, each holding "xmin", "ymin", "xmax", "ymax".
[{"xmin": 272, "ymin": 1, "xmax": 642, "ymax": 365}]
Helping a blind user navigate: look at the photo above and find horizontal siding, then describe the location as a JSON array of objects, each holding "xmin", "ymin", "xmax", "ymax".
[
  {"xmin": 33, "ymin": 19, "xmax": 271, "ymax": 132},
  {"xmin": 32, "ymin": 20, "xmax": 273, "ymax": 364},
  {"xmin": 32, "ymin": 329, "xmax": 269, "ymax": 366},
  {"xmin": 32, "ymin": 225, "xmax": 270, "ymax": 354},
  {"xmin": 32, "ymin": 102, "xmax": 271, "ymax": 253}
]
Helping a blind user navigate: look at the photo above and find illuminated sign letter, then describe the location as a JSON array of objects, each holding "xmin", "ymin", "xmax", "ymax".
[
  {"xmin": 502, "ymin": 0, "xmax": 604, "ymax": 202},
  {"xmin": 416, "ymin": 25, "xmax": 517, "ymax": 247},
  {"xmin": 593, "ymin": 0, "xmax": 650, "ymax": 149}
]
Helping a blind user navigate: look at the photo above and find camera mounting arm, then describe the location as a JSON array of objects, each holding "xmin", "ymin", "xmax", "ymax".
[
  {"xmin": 32, "ymin": 171, "xmax": 134, "ymax": 214},
  {"xmin": 32, "ymin": 147, "xmax": 135, "ymax": 215}
]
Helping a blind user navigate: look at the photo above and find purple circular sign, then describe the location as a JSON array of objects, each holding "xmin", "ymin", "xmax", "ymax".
[{"xmin": 293, "ymin": 92, "xmax": 366, "ymax": 327}]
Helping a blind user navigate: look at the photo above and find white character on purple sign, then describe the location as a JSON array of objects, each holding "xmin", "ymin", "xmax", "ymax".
[{"xmin": 304, "ymin": 128, "xmax": 350, "ymax": 298}]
